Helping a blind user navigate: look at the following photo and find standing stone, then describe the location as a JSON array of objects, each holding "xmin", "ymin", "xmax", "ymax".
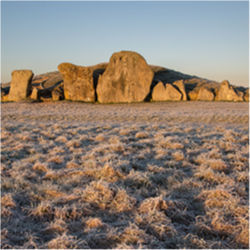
[
  {"xmin": 96, "ymin": 51, "xmax": 154, "ymax": 103},
  {"xmin": 8, "ymin": 70, "xmax": 33, "ymax": 101},
  {"xmin": 197, "ymin": 87, "xmax": 214, "ymax": 101},
  {"xmin": 173, "ymin": 80, "xmax": 187, "ymax": 101},
  {"xmin": 152, "ymin": 82, "xmax": 182, "ymax": 101},
  {"xmin": 58, "ymin": 63, "xmax": 95, "ymax": 102},
  {"xmin": 215, "ymin": 80, "xmax": 243, "ymax": 101}
]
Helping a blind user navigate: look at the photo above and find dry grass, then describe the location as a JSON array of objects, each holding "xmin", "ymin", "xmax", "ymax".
[
  {"xmin": 1, "ymin": 101, "xmax": 249, "ymax": 249},
  {"xmin": 84, "ymin": 217, "xmax": 103, "ymax": 230}
]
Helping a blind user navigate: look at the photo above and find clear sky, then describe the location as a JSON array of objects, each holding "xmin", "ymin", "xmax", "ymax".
[{"xmin": 1, "ymin": 1, "xmax": 249, "ymax": 86}]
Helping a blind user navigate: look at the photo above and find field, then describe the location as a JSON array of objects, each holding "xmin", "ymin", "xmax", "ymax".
[{"xmin": 1, "ymin": 101, "xmax": 249, "ymax": 249}]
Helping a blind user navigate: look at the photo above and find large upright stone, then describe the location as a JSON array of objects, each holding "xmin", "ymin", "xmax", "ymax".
[
  {"xmin": 215, "ymin": 80, "xmax": 243, "ymax": 101},
  {"xmin": 8, "ymin": 70, "xmax": 33, "ymax": 101},
  {"xmin": 152, "ymin": 82, "xmax": 182, "ymax": 101},
  {"xmin": 58, "ymin": 63, "xmax": 95, "ymax": 102},
  {"xmin": 96, "ymin": 51, "xmax": 154, "ymax": 103},
  {"xmin": 173, "ymin": 80, "xmax": 187, "ymax": 101}
]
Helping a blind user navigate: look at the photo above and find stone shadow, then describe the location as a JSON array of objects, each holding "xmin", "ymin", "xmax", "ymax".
[{"xmin": 93, "ymin": 68, "xmax": 106, "ymax": 102}]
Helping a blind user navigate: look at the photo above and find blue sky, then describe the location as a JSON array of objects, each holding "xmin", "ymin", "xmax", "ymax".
[{"xmin": 1, "ymin": 1, "xmax": 249, "ymax": 86}]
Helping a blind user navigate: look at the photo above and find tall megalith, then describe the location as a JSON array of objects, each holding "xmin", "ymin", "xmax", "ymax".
[
  {"xmin": 8, "ymin": 70, "xmax": 33, "ymax": 101},
  {"xmin": 58, "ymin": 63, "xmax": 95, "ymax": 102},
  {"xmin": 96, "ymin": 51, "xmax": 154, "ymax": 103}
]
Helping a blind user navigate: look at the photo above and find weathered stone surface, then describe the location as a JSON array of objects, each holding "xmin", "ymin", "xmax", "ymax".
[
  {"xmin": 42, "ymin": 73, "xmax": 63, "ymax": 89},
  {"xmin": 215, "ymin": 80, "xmax": 243, "ymax": 101},
  {"xmin": 244, "ymin": 89, "xmax": 249, "ymax": 102},
  {"xmin": 173, "ymin": 80, "xmax": 187, "ymax": 101},
  {"xmin": 152, "ymin": 81, "xmax": 166, "ymax": 101},
  {"xmin": 52, "ymin": 85, "xmax": 64, "ymax": 101},
  {"xmin": 32, "ymin": 76, "xmax": 48, "ymax": 86},
  {"xmin": 31, "ymin": 72, "xmax": 63, "ymax": 90},
  {"xmin": 188, "ymin": 88, "xmax": 198, "ymax": 101},
  {"xmin": 30, "ymin": 87, "xmax": 39, "ymax": 100},
  {"xmin": 1, "ymin": 95, "xmax": 9, "ymax": 102},
  {"xmin": 96, "ymin": 51, "xmax": 154, "ymax": 103},
  {"xmin": 8, "ymin": 70, "xmax": 33, "ymax": 101},
  {"xmin": 58, "ymin": 63, "xmax": 95, "ymax": 102},
  {"xmin": 197, "ymin": 87, "xmax": 214, "ymax": 101},
  {"xmin": 152, "ymin": 82, "xmax": 182, "ymax": 101}
]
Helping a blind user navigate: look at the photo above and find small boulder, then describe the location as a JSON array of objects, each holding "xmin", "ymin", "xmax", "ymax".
[
  {"xmin": 52, "ymin": 85, "xmax": 64, "ymax": 101},
  {"xmin": 58, "ymin": 63, "xmax": 95, "ymax": 102},
  {"xmin": 173, "ymin": 80, "xmax": 187, "ymax": 101},
  {"xmin": 188, "ymin": 88, "xmax": 199, "ymax": 101},
  {"xmin": 215, "ymin": 80, "xmax": 243, "ymax": 101},
  {"xmin": 8, "ymin": 70, "xmax": 33, "ymax": 101},
  {"xmin": 197, "ymin": 87, "xmax": 214, "ymax": 101},
  {"xmin": 152, "ymin": 82, "xmax": 182, "ymax": 101},
  {"xmin": 30, "ymin": 87, "xmax": 39, "ymax": 100},
  {"xmin": 96, "ymin": 51, "xmax": 154, "ymax": 103}
]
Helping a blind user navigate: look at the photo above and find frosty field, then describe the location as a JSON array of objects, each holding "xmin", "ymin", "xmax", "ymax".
[{"xmin": 1, "ymin": 102, "xmax": 249, "ymax": 249}]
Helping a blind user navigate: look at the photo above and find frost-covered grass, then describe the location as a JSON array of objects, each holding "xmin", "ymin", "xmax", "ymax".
[{"xmin": 1, "ymin": 102, "xmax": 249, "ymax": 249}]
